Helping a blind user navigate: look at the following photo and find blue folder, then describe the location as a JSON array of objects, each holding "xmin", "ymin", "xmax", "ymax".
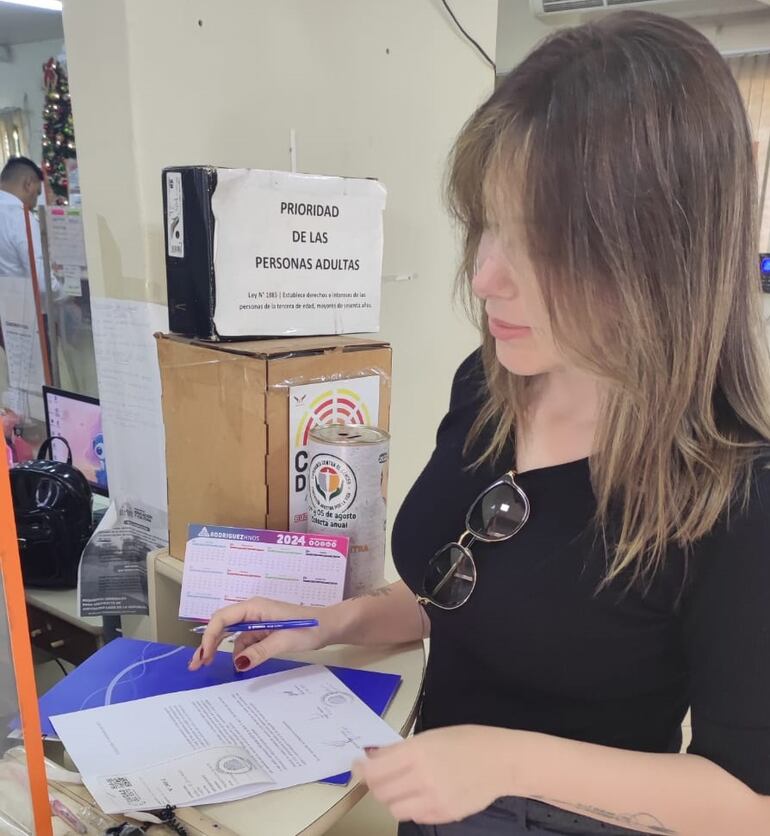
[{"xmin": 37, "ymin": 637, "xmax": 402, "ymax": 785}]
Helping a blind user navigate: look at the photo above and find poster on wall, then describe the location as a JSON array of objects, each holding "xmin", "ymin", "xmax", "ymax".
[
  {"xmin": 0, "ymin": 275, "xmax": 45, "ymax": 394},
  {"xmin": 288, "ymin": 376, "xmax": 380, "ymax": 531},
  {"xmin": 0, "ymin": 275, "xmax": 46, "ymax": 423},
  {"xmin": 90, "ymin": 297, "xmax": 169, "ymax": 513},
  {"xmin": 45, "ymin": 206, "xmax": 87, "ymax": 297}
]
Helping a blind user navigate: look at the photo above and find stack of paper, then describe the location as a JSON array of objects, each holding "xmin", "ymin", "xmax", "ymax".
[
  {"xmin": 30, "ymin": 639, "xmax": 403, "ymax": 813},
  {"xmin": 51, "ymin": 665, "xmax": 401, "ymax": 813}
]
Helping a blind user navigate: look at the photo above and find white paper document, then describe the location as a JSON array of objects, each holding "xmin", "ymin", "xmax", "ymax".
[
  {"xmin": 46, "ymin": 206, "xmax": 87, "ymax": 268},
  {"xmin": 45, "ymin": 207, "xmax": 87, "ymax": 297},
  {"xmin": 51, "ymin": 665, "xmax": 401, "ymax": 813},
  {"xmin": 211, "ymin": 169, "xmax": 386, "ymax": 337},
  {"xmin": 0, "ymin": 275, "xmax": 45, "ymax": 394},
  {"xmin": 78, "ymin": 499, "xmax": 168, "ymax": 616},
  {"xmin": 90, "ymin": 297, "xmax": 169, "ymax": 511}
]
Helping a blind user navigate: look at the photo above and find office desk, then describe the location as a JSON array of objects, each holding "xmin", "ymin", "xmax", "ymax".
[
  {"xmin": 23, "ymin": 496, "xmax": 133, "ymax": 665},
  {"xmin": 25, "ymin": 586, "xmax": 104, "ymax": 666},
  {"xmin": 52, "ymin": 640, "xmax": 425, "ymax": 835},
  {"xmin": 93, "ymin": 549, "xmax": 426, "ymax": 836}
]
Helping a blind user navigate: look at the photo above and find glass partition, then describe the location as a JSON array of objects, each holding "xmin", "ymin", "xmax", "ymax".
[
  {"xmin": 1, "ymin": 199, "xmax": 98, "ymax": 465},
  {"xmin": 0, "ymin": 466, "xmax": 51, "ymax": 835}
]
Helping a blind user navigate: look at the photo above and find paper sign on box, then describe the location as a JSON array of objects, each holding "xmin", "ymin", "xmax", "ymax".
[{"xmin": 163, "ymin": 166, "xmax": 386, "ymax": 340}]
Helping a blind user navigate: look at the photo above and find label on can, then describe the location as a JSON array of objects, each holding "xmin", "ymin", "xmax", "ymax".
[
  {"xmin": 288, "ymin": 376, "xmax": 381, "ymax": 531},
  {"xmin": 308, "ymin": 454, "xmax": 358, "ymax": 514},
  {"xmin": 307, "ymin": 425, "xmax": 389, "ymax": 598}
]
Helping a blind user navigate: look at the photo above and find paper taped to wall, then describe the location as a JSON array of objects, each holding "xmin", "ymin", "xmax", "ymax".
[
  {"xmin": 0, "ymin": 275, "xmax": 45, "ymax": 394},
  {"xmin": 90, "ymin": 297, "xmax": 168, "ymax": 511}
]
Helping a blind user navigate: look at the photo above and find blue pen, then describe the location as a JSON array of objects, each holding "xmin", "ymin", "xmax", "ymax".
[{"xmin": 189, "ymin": 618, "xmax": 319, "ymax": 634}]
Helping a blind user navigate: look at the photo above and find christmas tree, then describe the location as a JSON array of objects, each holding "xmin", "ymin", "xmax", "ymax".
[{"xmin": 41, "ymin": 57, "xmax": 76, "ymax": 205}]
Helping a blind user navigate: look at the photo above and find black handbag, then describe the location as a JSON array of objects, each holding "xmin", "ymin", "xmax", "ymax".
[{"xmin": 10, "ymin": 436, "xmax": 94, "ymax": 589}]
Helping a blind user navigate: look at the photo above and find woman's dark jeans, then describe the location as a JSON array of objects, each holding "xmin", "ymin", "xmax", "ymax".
[{"xmin": 397, "ymin": 796, "xmax": 652, "ymax": 835}]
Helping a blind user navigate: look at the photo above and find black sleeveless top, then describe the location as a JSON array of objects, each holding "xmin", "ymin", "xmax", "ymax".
[{"xmin": 392, "ymin": 349, "xmax": 770, "ymax": 794}]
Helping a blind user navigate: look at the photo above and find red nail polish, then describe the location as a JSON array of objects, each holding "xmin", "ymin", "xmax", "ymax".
[{"xmin": 235, "ymin": 655, "xmax": 250, "ymax": 671}]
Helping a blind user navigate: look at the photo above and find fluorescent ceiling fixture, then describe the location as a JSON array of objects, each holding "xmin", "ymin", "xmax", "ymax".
[{"xmin": 0, "ymin": 0, "xmax": 63, "ymax": 10}]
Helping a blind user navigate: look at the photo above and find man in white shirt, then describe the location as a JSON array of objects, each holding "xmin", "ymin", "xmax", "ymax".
[
  {"xmin": 0, "ymin": 156, "xmax": 45, "ymax": 287},
  {"xmin": 0, "ymin": 158, "xmax": 43, "ymax": 446}
]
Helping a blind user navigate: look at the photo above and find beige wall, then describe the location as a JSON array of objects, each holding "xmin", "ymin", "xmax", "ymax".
[{"xmin": 62, "ymin": 0, "xmax": 497, "ymax": 574}]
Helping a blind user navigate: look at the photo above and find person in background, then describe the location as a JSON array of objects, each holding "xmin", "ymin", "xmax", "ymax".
[
  {"xmin": 191, "ymin": 12, "xmax": 770, "ymax": 836},
  {"xmin": 0, "ymin": 158, "xmax": 64, "ymax": 460},
  {"xmin": 0, "ymin": 156, "xmax": 62, "ymax": 358},
  {"xmin": 0, "ymin": 156, "xmax": 46, "ymax": 288}
]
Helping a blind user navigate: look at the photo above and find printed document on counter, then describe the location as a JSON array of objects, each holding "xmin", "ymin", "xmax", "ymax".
[{"xmin": 51, "ymin": 664, "xmax": 401, "ymax": 812}]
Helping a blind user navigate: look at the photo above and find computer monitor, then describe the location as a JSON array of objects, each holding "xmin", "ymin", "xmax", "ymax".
[
  {"xmin": 760, "ymin": 253, "xmax": 770, "ymax": 293},
  {"xmin": 42, "ymin": 386, "xmax": 109, "ymax": 496}
]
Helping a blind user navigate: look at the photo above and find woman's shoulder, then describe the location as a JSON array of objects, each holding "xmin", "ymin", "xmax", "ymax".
[
  {"xmin": 687, "ymin": 449, "xmax": 770, "ymax": 583},
  {"xmin": 448, "ymin": 347, "xmax": 486, "ymax": 409},
  {"xmin": 729, "ymin": 449, "xmax": 770, "ymax": 521},
  {"xmin": 435, "ymin": 348, "xmax": 487, "ymax": 450}
]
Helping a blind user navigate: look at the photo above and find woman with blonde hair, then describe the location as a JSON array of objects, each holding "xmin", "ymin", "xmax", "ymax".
[{"xmin": 192, "ymin": 11, "xmax": 770, "ymax": 834}]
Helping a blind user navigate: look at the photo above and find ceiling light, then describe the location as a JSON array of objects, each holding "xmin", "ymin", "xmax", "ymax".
[{"xmin": 0, "ymin": 0, "xmax": 63, "ymax": 11}]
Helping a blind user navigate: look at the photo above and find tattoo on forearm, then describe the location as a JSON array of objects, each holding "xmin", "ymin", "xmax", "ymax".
[
  {"xmin": 531, "ymin": 796, "xmax": 677, "ymax": 835},
  {"xmin": 352, "ymin": 586, "xmax": 392, "ymax": 599}
]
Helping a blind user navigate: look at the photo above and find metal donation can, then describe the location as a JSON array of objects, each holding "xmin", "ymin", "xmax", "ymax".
[{"xmin": 306, "ymin": 424, "xmax": 389, "ymax": 598}]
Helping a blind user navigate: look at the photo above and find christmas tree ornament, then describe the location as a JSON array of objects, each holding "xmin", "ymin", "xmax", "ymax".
[
  {"xmin": 41, "ymin": 56, "xmax": 77, "ymax": 204},
  {"xmin": 43, "ymin": 58, "xmax": 58, "ymax": 90}
]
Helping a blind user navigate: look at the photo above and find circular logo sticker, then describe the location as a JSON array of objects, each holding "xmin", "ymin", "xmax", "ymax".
[
  {"xmin": 323, "ymin": 691, "xmax": 354, "ymax": 707},
  {"xmin": 216, "ymin": 755, "xmax": 255, "ymax": 775},
  {"xmin": 309, "ymin": 454, "xmax": 357, "ymax": 512}
]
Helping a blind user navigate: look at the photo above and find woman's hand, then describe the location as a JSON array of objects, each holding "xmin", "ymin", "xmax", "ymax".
[
  {"xmin": 352, "ymin": 725, "xmax": 513, "ymax": 825},
  {"xmin": 187, "ymin": 598, "xmax": 334, "ymax": 673}
]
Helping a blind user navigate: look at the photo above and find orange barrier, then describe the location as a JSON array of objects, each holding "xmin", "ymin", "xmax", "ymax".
[
  {"xmin": 24, "ymin": 208, "xmax": 52, "ymax": 387},
  {"xmin": 0, "ymin": 465, "xmax": 52, "ymax": 834}
]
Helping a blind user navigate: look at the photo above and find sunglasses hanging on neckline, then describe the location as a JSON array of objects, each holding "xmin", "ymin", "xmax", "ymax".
[{"xmin": 417, "ymin": 469, "xmax": 530, "ymax": 611}]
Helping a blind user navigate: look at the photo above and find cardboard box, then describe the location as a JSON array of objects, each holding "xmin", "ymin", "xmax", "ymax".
[
  {"xmin": 156, "ymin": 333, "xmax": 391, "ymax": 559},
  {"xmin": 162, "ymin": 166, "xmax": 387, "ymax": 340}
]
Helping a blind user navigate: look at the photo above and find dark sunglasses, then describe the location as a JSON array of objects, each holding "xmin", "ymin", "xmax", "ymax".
[{"xmin": 416, "ymin": 470, "xmax": 530, "ymax": 610}]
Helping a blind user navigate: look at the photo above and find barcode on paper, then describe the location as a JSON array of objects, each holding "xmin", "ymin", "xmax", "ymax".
[{"xmin": 105, "ymin": 775, "xmax": 141, "ymax": 805}]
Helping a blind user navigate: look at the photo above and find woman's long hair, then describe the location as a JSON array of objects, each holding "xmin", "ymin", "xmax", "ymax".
[{"xmin": 447, "ymin": 11, "xmax": 770, "ymax": 583}]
